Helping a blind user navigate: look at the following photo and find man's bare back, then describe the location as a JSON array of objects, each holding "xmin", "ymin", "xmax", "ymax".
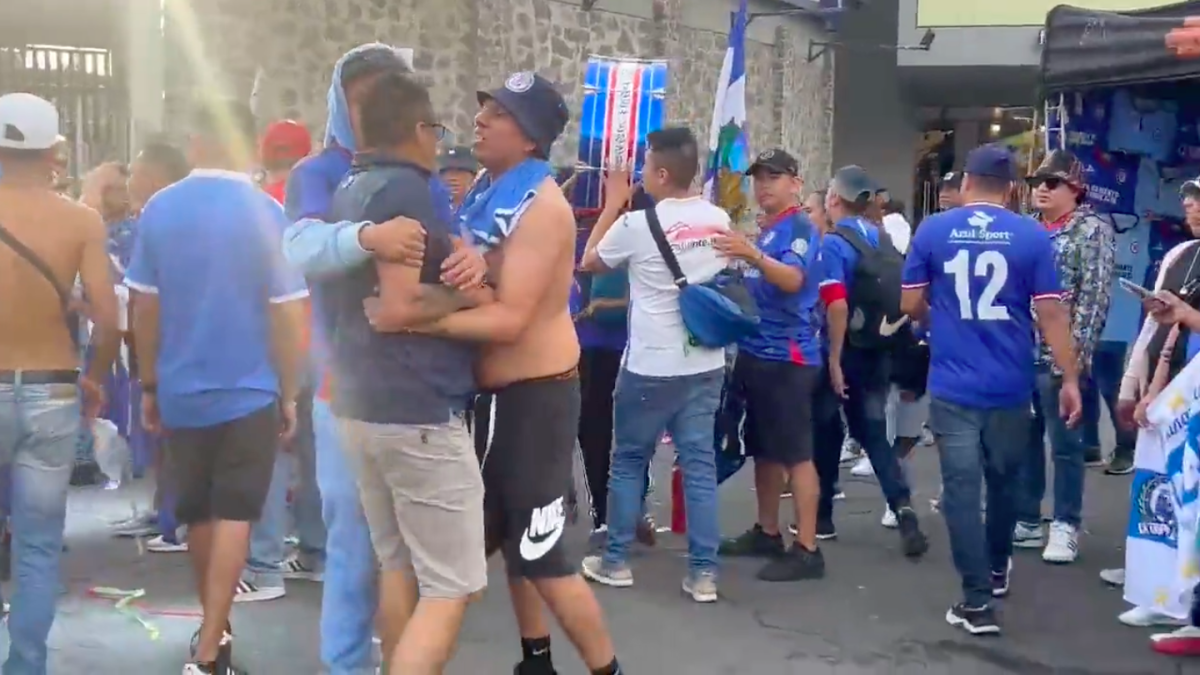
[
  {"xmin": 476, "ymin": 177, "xmax": 580, "ymax": 388},
  {"xmin": 0, "ymin": 184, "xmax": 116, "ymax": 371}
]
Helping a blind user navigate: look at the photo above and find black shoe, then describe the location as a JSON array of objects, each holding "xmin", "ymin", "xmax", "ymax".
[
  {"xmin": 70, "ymin": 461, "xmax": 102, "ymax": 486},
  {"xmin": 514, "ymin": 659, "xmax": 558, "ymax": 674},
  {"xmin": 945, "ymin": 603, "xmax": 1000, "ymax": 635},
  {"xmin": 991, "ymin": 560, "xmax": 1012, "ymax": 598},
  {"xmin": 190, "ymin": 624, "xmax": 234, "ymax": 669},
  {"xmin": 895, "ymin": 507, "xmax": 928, "ymax": 558},
  {"xmin": 816, "ymin": 519, "xmax": 837, "ymax": 541},
  {"xmin": 719, "ymin": 524, "xmax": 785, "ymax": 557},
  {"xmin": 1084, "ymin": 447, "xmax": 1104, "ymax": 467},
  {"xmin": 1105, "ymin": 452, "xmax": 1134, "ymax": 475},
  {"xmin": 755, "ymin": 544, "xmax": 825, "ymax": 582}
]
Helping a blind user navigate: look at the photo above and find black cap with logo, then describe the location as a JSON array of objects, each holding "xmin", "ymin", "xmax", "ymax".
[
  {"xmin": 439, "ymin": 146, "xmax": 477, "ymax": 174},
  {"xmin": 745, "ymin": 148, "xmax": 799, "ymax": 177}
]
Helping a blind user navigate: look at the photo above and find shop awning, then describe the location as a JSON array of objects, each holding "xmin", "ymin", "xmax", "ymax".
[{"xmin": 1041, "ymin": 1, "xmax": 1200, "ymax": 94}]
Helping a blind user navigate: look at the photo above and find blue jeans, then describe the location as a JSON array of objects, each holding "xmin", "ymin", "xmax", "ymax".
[
  {"xmin": 1017, "ymin": 368, "xmax": 1087, "ymax": 528},
  {"xmin": 929, "ymin": 398, "xmax": 1029, "ymax": 608},
  {"xmin": 291, "ymin": 392, "xmax": 325, "ymax": 566},
  {"xmin": 605, "ymin": 368, "xmax": 722, "ymax": 574},
  {"xmin": 1081, "ymin": 341, "xmax": 1135, "ymax": 455},
  {"xmin": 317, "ymin": 401, "xmax": 377, "ymax": 675},
  {"xmin": 244, "ymin": 451, "xmax": 289, "ymax": 588},
  {"xmin": 0, "ymin": 379, "xmax": 78, "ymax": 675},
  {"xmin": 842, "ymin": 347, "xmax": 912, "ymax": 509}
]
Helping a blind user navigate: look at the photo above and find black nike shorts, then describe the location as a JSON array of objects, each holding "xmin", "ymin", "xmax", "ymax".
[
  {"xmin": 166, "ymin": 402, "xmax": 279, "ymax": 525},
  {"xmin": 474, "ymin": 371, "xmax": 579, "ymax": 580}
]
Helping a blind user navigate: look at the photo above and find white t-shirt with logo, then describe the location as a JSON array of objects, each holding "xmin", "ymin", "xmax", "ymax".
[{"xmin": 596, "ymin": 196, "xmax": 731, "ymax": 377}]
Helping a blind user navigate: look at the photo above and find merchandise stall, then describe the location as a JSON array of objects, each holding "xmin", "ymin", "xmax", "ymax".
[
  {"xmin": 1041, "ymin": 1, "xmax": 1200, "ymax": 347},
  {"xmin": 1040, "ymin": 0, "xmax": 1200, "ymax": 626}
]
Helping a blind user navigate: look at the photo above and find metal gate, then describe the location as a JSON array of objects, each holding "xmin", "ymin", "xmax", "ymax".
[{"xmin": 0, "ymin": 44, "xmax": 129, "ymax": 180}]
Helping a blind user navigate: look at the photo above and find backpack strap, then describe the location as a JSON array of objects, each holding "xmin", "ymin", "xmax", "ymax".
[
  {"xmin": 833, "ymin": 222, "xmax": 873, "ymax": 258},
  {"xmin": 643, "ymin": 206, "xmax": 689, "ymax": 289}
]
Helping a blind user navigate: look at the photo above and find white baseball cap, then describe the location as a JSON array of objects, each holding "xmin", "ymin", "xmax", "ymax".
[{"xmin": 0, "ymin": 93, "xmax": 60, "ymax": 151}]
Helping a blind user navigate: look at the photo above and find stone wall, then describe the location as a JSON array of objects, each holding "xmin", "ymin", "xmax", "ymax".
[{"xmin": 161, "ymin": 0, "xmax": 834, "ymax": 182}]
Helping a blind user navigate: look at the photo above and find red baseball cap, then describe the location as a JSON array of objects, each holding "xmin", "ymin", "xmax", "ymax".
[{"xmin": 260, "ymin": 119, "xmax": 312, "ymax": 165}]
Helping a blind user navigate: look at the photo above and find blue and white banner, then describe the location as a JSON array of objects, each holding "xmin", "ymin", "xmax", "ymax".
[
  {"xmin": 1126, "ymin": 356, "xmax": 1200, "ymax": 618},
  {"xmin": 702, "ymin": 0, "xmax": 750, "ymax": 218},
  {"xmin": 574, "ymin": 56, "xmax": 668, "ymax": 209}
]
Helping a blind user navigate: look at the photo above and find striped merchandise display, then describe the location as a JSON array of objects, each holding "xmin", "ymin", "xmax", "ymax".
[{"xmin": 572, "ymin": 56, "xmax": 668, "ymax": 210}]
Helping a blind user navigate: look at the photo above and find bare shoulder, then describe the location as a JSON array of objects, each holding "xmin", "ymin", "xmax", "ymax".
[
  {"xmin": 61, "ymin": 197, "xmax": 106, "ymax": 240},
  {"xmin": 518, "ymin": 177, "xmax": 574, "ymax": 238}
]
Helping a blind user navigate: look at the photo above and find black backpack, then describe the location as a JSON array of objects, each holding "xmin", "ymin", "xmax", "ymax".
[{"xmin": 832, "ymin": 223, "xmax": 906, "ymax": 350}]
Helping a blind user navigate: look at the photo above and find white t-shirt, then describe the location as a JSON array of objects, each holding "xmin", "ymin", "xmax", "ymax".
[
  {"xmin": 596, "ymin": 196, "xmax": 731, "ymax": 377},
  {"xmin": 882, "ymin": 213, "xmax": 912, "ymax": 254}
]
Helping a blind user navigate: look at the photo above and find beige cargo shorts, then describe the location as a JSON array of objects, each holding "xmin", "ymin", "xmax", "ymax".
[{"xmin": 338, "ymin": 415, "xmax": 486, "ymax": 599}]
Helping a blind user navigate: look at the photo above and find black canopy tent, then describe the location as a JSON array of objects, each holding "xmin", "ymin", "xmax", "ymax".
[{"xmin": 1041, "ymin": 1, "xmax": 1200, "ymax": 94}]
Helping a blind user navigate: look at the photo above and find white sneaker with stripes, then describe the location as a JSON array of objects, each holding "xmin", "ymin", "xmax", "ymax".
[
  {"xmin": 232, "ymin": 579, "xmax": 285, "ymax": 603},
  {"xmin": 1042, "ymin": 521, "xmax": 1079, "ymax": 564}
]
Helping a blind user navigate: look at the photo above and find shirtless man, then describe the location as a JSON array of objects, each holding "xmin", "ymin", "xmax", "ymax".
[
  {"xmin": 413, "ymin": 73, "xmax": 621, "ymax": 675},
  {"xmin": 0, "ymin": 93, "xmax": 119, "ymax": 673}
]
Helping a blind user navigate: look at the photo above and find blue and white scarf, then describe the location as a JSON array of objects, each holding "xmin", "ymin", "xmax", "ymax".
[{"xmin": 457, "ymin": 158, "xmax": 553, "ymax": 250}]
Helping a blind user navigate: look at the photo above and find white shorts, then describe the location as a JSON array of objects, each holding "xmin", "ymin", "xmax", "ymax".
[{"xmin": 887, "ymin": 385, "xmax": 929, "ymax": 442}]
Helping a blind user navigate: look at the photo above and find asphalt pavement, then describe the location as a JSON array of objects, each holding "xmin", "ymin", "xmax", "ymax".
[{"xmin": 37, "ymin": 442, "xmax": 1200, "ymax": 674}]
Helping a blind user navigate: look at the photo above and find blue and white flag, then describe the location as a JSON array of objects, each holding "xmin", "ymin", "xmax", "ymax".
[
  {"xmin": 702, "ymin": 0, "xmax": 750, "ymax": 219},
  {"xmin": 1126, "ymin": 357, "xmax": 1200, "ymax": 619}
]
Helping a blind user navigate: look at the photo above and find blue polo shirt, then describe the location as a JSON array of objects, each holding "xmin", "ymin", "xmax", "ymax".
[
  {"xmin": 739, "ymin": 208, "xmax": 823, "ymax": 365},
  {"xmin": 124, "ymin": 169, "xmax": 309, "ymax": 428},
  {"xmin": 901, "ymin": 203, "xmax": 1061, "ymax": 409}
]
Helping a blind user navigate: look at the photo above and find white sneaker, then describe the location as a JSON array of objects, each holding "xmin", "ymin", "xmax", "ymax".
[
  {"xmin": 850, "ymin": 457, "xmax": 874, "ymax": 477},
  {"xmin": 1119, "ymin": 606, "xmax": 1186, "ymax": 627},
  {"xmin": 1012, "ymin": 522, "xmax": 1043, "ymax": 549},
  {"xmin": 1042, "ymin": 521, "xmax": 1079, "ymax": 563},
  {"xmin": 145, "ymin": 534, "xmax": 188, "ymax": 553},
  {"xmin": 839, "ymin": 439, "xmax": 862, "ymax": 464},
  {"xmin": 1100, "ymin": 568, "xmax": 1126, "ymax": 587},
  {"xmin": 232, "ymin": 579, "xmax": 286, "ymax": 603},
  {"xmin": 881, "ymin": 507, "xmax": 898, "ymax": 529}
]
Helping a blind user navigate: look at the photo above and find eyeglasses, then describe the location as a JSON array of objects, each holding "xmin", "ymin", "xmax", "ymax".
[{"xmin": 424, "ymin": 122, "xmax": 448, "ymax": 141}]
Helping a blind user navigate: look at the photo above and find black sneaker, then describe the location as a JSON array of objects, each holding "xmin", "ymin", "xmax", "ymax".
[
  {"xmin": 816, "ymin": 519, "xmax": 837, "ymax": 541},
  {"xmin": 514, "ymin": 659, "xmax": 558, "ymax": 674},
  {"xmin": 190, "ymin": 624, "xmax": 234, "ymax": 671},
  {"xmin": 1105, "ymin": 451, "xmax": 1134, "ymax": 476},
  {"xmin": 991, "ymin": 559, "xmax": 1012, "ymax": 598},
  {"xmin": 719, "ymin": 524, "xmax": 785, "ymax": 557},
  {"xmin": 945, "ymin": 603, "xmax": 1001, "ymax": 635},
  {"xmin": 1084, "ymin": 447, "xmax": 1105, "ymax": 467},
  {"xmin": 755, "ymin": 545, "xmax": 825, "ymax": 582},
  {"xmin": 895, "ymin": 507, "xmax": 929, "ymax": 558}
]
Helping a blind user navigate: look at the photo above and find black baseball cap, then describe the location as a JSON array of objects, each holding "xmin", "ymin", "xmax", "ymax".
[
  {"xmin": 439, "ymin": 146, "xmax": 477, "ymax": 173},
  {"xmin": 940, "ymin": 171, "xmax": 963, "ymax": 191},
  {"xmin": 965, "ymin": 145, "xmax": 1020, "ymax": 181},
  {"xmin": 745, "ymin": 148, "xmax": 799, "ymax": 177},
  {"xmin": 829, "ymin": 165, "xmax": 876, "ymax": 203},
  {"xmin": 478, "ymin": 72, "xmax": 570, "ymax": 159}
]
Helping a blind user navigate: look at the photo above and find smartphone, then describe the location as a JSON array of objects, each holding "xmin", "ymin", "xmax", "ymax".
[{"xmin": 1118, "ymin": 277, "xmax": 1155, "ymax": 300}]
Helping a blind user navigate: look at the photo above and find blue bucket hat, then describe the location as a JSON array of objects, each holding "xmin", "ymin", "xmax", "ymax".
[{"xmin": 478, "ymin": 72, "xmax": 570, "ymax": 159}]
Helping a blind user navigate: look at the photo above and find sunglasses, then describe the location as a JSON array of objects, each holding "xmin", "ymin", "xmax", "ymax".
[{"xmin": 1029, "ymin": 176, "xmax": 1067, "ymax": 191}]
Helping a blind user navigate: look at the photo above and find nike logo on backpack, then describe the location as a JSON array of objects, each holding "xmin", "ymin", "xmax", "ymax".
[{"xmin": 879, "ymin": 315, "xmax": 910, "ymax": 337}]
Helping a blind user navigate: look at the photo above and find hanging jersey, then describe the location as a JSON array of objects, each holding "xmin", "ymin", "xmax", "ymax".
[
  {"xmin": 1080, "ymin": 148, "xmax": 1138, "ymax": 215},
  {"xmin": 1101, "ymin": 215, "xmax": 1152, "ymax": 344},
  {"xmin": 1134, "ymin": 158, "xmax": 1163, "ymax": 218},
  {"xmin": 901, "ymin": 203, "xmax": 1061, "ymax": 409},
  {"xmin": 1108, "ymin": 89, "xmax": 1178, "ymax": 164},
  {"xmin": 1065, "ymin": 91, "xmax": 1110, "ymax": 153},
  {"xmin": 1175, "ymin": 116, "xmax": 1200, "ymax": 165}
]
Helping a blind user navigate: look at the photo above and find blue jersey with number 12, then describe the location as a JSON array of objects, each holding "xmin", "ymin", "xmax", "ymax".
[{"xmin": 901, "ymin": 203, "xmax": 1061, "ymax": 410}]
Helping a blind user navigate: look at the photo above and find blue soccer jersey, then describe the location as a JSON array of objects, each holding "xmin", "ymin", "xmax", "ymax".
[
  {"xmin": 901, "ymin": 203, "xmax": 1062, "ymax": 409},
  {"xmin": 1079, "ymin": 147, "xmax": 1138, "ymax": 216},
  {"xmin": 1101, "ymin": 215, "xmax": 1151, "ymax": 344}
]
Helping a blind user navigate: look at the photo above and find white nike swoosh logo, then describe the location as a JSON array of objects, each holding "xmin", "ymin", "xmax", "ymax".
[
  {"xmin": 879, "ymin": 315, "xmax": 910, "ymax": 337},
  {"xmin": 519, "ymin": 521, "xmax": 565, "ymax": 561}
]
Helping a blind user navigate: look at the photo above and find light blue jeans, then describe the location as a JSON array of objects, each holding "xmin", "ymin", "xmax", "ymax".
[
  {"xmin": 244, "ymin": 452, "xmax": 290, "ymax": 588},
  {"xmin": 0, "ymin": 378, "xmax": 79, "ymax": 675},
  {"xmin": 604, "ymin": 368, "xmax": 722, "ymax": 575},
  {"xmin": 316, "ymin": 401, "xmax": 377, "ymax": 675}
]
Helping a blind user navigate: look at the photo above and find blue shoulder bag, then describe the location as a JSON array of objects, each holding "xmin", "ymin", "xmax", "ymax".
[{"xmin": 643, "ymin": 206, "xmax": 759, "ymax": 348}]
